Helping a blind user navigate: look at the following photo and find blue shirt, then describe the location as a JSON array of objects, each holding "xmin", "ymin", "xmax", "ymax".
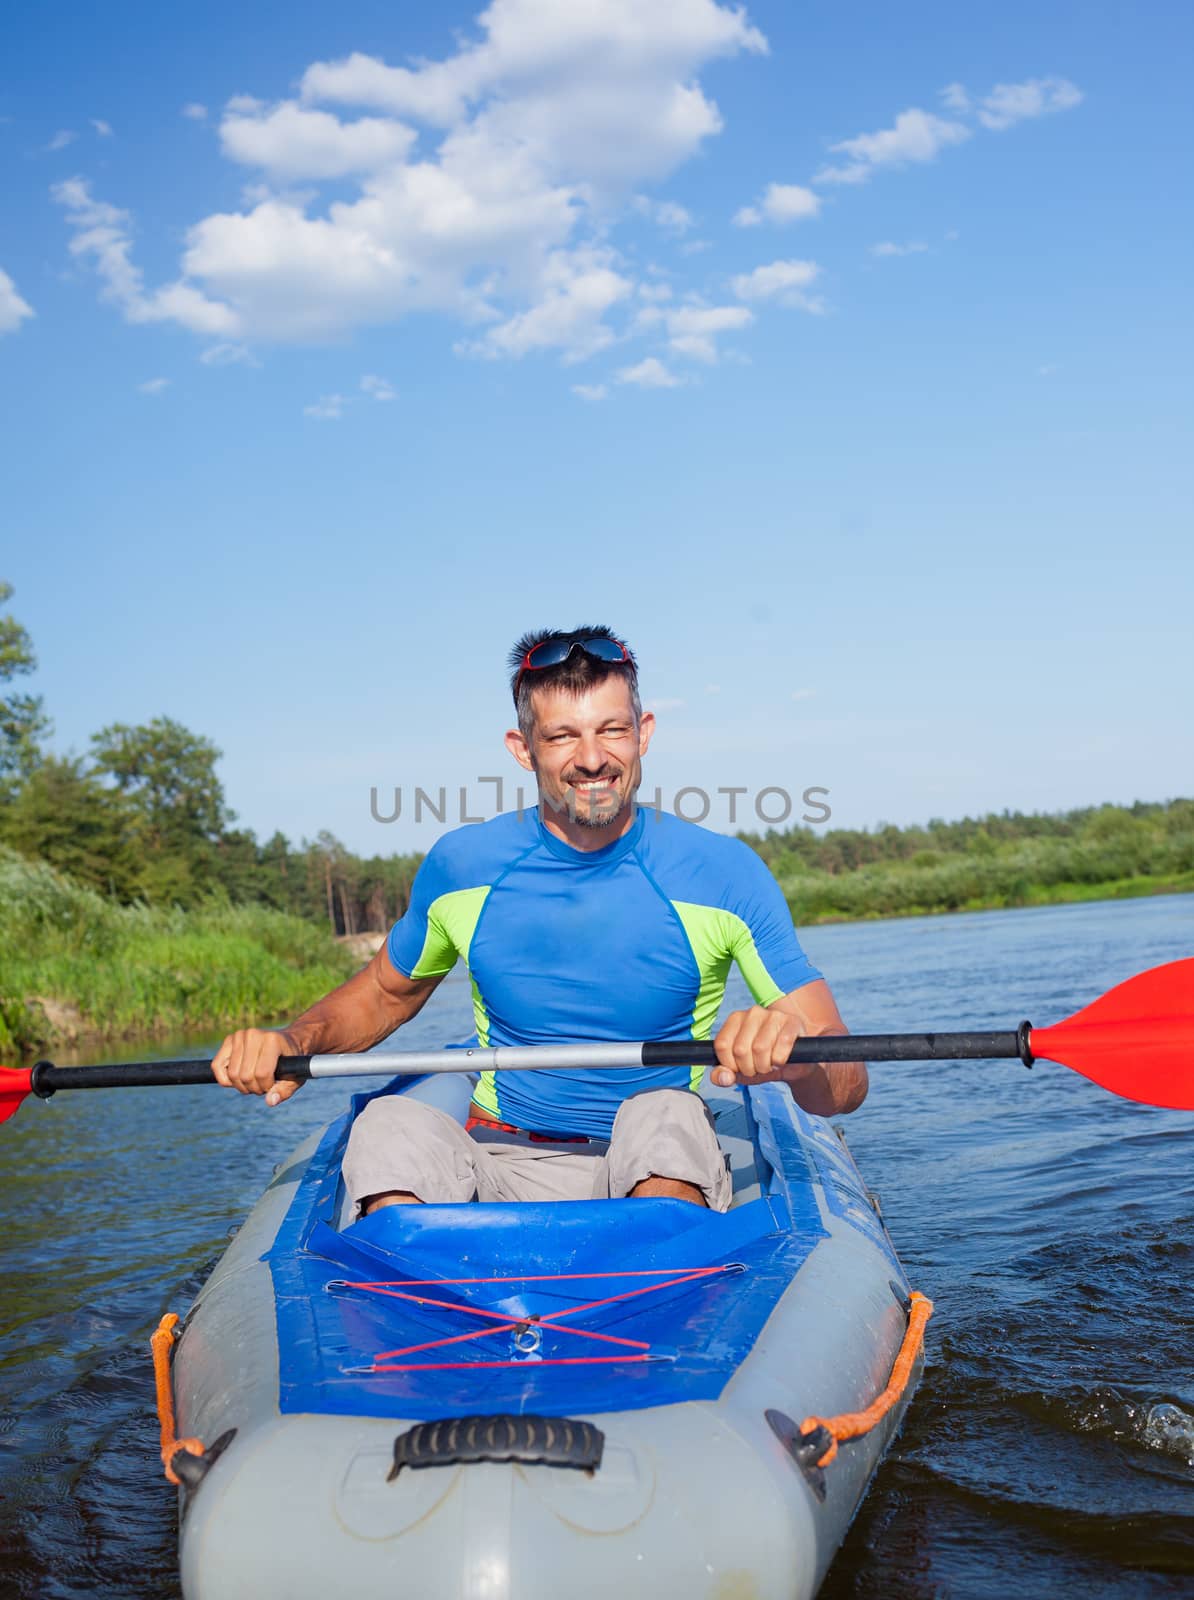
[{"xmin": 386, "ymin": 807, "xmax": 820, "ymax": 1137}]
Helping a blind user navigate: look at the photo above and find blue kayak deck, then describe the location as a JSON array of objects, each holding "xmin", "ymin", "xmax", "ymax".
[{"xmin": 267, "ymin": 1083, "xmax": 828, "ymax": 1421}]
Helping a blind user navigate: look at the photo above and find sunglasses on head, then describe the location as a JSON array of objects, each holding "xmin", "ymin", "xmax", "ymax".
[{"xmin": 517, "ymin": 636, "xmax": 633, "ymax": 683}]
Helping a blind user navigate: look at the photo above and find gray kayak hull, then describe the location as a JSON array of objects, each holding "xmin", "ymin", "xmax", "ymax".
[{"xmin": 172, "ymin": 1079, "xmax": 923, "ymax": 1599}]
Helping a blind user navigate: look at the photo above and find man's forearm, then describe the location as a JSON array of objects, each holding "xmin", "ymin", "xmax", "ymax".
[
  {"xmin": 786, "ymin": 1026, "xmax": 869, "ymax": 1116},
  {"xmin": 279, "ymin": 963, "xmax": 423, "ymax": 1056}
]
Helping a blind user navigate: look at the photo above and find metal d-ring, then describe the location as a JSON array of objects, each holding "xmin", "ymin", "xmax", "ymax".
[{"xmin": 513, "ymin": 1320, "xmax": 543, "ymax": 1354}]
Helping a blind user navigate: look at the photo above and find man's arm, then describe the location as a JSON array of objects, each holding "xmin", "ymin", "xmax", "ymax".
[
  {"xmin": 211, "ymin": 948, "xmax": 443, "ymax": 1106},
  {"xmin": 711, "ymin": 979, "xmax": 868, "ymax": 1116}
]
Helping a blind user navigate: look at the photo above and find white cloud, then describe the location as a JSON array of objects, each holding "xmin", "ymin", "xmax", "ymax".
[
  {"xmin": 464, "ymin": 247, "xmax": 633, "ymax": 361},
  {"xmin": 46, "ymin": 130, "xmax": 76, "ymax": 152},
  {"xmin": 633, "ymin": 195, "xmax": 693, "ymax": 233},
  {"xmin": 137, "ymin": 377, "xmax": 170, "ymax": 394},
  {"xmin": 55, "ymin": 0, "xmax": 768, "ymax": 356},
  {"xmin": 91, "ymin": 118, "xmax": 114, "ymax": 138},
  {"xmin": 638, "ymin": 280, "xmax": 673, "ymax": 302},
  {"xmin": 0, "ymin": 268, "xmax": 34, "ymax": 334},
  {"xmin": 731, "ymin": 258, "xmax": 823, "ymax": 311},
  {"xmin": 182, "ymin": 103, "xmax": 208, "ymax": 121},
  {"xmin": 733, "ymin": 182, "xmax": 820, "ymax": 227},
  {"xmin": 617, "ymin": 356, "xmax": 681, "ymax": 388},
  {"xmin": 219, "ymin": 101, "xmax": 417, "ymax": 180},
  {"xmin": 662, "ymin": 302, "xmax": 752, "ymax": 362},
  {"xmin": 647, "ymin": 697, "xmax": 686, "ymax": 712},
  {"xmin": 299, "ymin": 52, "xmax": 470, "ymax": 127},
  {"xmin": 870, "ymin": 240, "xmax": 928, "ymax": 257},
  {"xmin": 653, "ymin": 200, "xmax": 693, "ymax": 232},
  {"xmin": 791, "ymin": 688, "xmax": 816, "ymax": 701},
  {"xmin": 304, "ymin": 393, "xmax": 347, "ymax": 418},
  {"xmin": 814, "ymin": 107, "xmax": 970, "ymax": 186},
  {"xmin": 53, "ymin": 177, "xmax": 239, "ymax": 336},
  {"xmin": 199, "ymin": 341, "xmax": 256, "ymax": 366},
  {"xmin": 977, "ymin": 76, "xmax": 1083, "ymax": 131},
  {"xmin": 361, "ymin": 373, "xmax": 395, "ymax": 400},
  {"xmin": 940, "ymin": 82, "xmax": 970, "ymax": 113},
  {"xmin": 300, "ymin": 3, "xmax": 766, "ymax": 156},
  {"xmin": 571, "ymin": 382, "xmax": 607, "ymax": 400}
]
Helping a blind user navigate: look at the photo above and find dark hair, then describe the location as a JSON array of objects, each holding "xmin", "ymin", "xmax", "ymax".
[{"xmin": 508, "ymin": 626, "xmax": 641, "ymax": 741}]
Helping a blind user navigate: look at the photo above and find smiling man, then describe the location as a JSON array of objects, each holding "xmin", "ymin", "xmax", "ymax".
[{"xmin": 212, "ymin": 626, "xmax": 866, "ymax": 1213}]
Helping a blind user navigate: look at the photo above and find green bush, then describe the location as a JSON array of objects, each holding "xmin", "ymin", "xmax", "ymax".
[{"xmin": 0, "ymin": 847, "xmax": 356, "ymax": 1053}]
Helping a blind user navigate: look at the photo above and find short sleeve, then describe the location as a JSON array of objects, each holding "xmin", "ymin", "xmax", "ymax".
[
  {"xmin": 725, "ymin": 843, "xmax": 821, "ymax": 1004},
  {"xmin": 386, "ymin": 844, "xmax": 462, "ymax": 980}
]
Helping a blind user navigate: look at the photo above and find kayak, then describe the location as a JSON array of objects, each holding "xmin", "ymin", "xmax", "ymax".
[{"xmin": 166, "ymin": 1070, "xmax": 927, "ymax": 1600}]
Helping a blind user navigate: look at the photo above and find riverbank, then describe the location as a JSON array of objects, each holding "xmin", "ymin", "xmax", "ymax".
[
  {"xmin": 0, "ymin": 849, "xmax": 355, "ymax": 1056},
  {"xmin": 785, "ymin": 868, "xmax": 1194, "ymax": 925}
]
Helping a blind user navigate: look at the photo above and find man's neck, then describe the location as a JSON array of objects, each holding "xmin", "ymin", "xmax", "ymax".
[{"xmin": 539, "ymin": 799, "xmax": 638, "ymax": 853}]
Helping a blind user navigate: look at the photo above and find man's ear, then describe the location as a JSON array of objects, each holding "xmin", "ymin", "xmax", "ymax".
[
  {"xmin": 505, "ymin": 727, "xmax": 535, "ymax": 772},
  {"xmin": 637, "ymin": 709, "xmax": 656, "ymax": 757}
]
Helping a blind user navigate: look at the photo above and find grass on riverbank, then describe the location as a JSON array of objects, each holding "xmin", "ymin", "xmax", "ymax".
[
  {"xmin": 0, "ymin": 848, "xmax": 356, "ymax": 1056},
  {"xmin": 771, "ymin": 811, "xmax": 1194, "ymax": 923},
  {"xmin": 785, "ymin": 866, "xmax": 1194, "ymax": 924}
]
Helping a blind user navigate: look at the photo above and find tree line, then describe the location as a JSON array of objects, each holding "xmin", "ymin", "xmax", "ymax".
[{"xmin": 740, "ymin": 798, "xmax": 1194, "ymax": 877}]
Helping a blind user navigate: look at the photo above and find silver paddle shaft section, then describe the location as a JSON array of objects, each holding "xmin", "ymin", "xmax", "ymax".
[{"xmin": 306, "ymin": 1043, "xmax": 648, "ymax": 1077}]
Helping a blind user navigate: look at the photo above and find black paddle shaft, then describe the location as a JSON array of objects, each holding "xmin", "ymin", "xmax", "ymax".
[{"xmin": 649, "ymin": 1028, "xmax": 1034, "ymax": 1068}]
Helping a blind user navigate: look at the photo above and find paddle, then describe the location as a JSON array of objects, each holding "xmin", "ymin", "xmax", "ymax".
[{"xmin": 1, "ymin": 957, "xmax": 1191, "ymax": 1126}]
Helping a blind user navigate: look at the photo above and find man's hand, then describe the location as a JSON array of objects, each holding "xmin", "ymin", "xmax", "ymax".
[
  {"xmin": 711, "ymin": 1006, "xmax": 801, "ymax": 1088},
  {"xmin": 211, "ymin": 950, "xmax": 443, "ymax": 1110},
  {"xmin": 211, "ymin": 1028, "xmax": 302, "ymax": 1107},
  {"xmin": 710, "ymin": 981, "xmax": 868, "ymax": 1116}
]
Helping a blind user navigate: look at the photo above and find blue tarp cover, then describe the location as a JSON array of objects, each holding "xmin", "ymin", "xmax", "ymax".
[{"xmin": 268, "ymin": 1084, "xmax": 828, "ymax": 1421}]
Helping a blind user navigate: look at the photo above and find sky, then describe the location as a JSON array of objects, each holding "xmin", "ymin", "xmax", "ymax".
[{"xmin": 2, "ymin": 0, "xmax": 1191, "ymax": 856}]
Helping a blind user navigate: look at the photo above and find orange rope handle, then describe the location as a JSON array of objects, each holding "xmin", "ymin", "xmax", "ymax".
[
  {"xmin": 151, "ymin": 1312, "xmax": 205, "ymax": 1486},
  {"xmin": 800, "ymin": 1289, "xmax": 933, "ymax": 1467}
]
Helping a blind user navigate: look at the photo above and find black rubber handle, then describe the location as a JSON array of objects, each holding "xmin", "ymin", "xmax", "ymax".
[
  {"xmin": 29, "ymin": 1057, "xmax": 313, "ymax": 1098},
  {"xmin": 644, "ymin": 1028, "xmax": 1032, "ymax": 1068},
  {"xmin": 388, "ymin": 1414, "xmax": 604, "ymax": 1479}
]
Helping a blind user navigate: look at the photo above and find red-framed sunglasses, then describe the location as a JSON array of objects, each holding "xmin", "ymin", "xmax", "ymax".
[{"xmin": 516, "ymin": 636, "xmax": 633, "ymax": 687}]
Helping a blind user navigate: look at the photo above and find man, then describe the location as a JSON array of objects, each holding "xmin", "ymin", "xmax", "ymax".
[{"xmin": 213, "ymin": 627, "xmax": 866, "ymax": 1215}]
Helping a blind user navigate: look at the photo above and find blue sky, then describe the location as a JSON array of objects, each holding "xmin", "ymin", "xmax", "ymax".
[{"xmin": 2, "ymin": 0, "xmax": 1191, "ymax": 855}]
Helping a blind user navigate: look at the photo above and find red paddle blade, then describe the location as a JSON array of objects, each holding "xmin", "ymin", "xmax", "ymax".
[
  {"xmin": 0, "ymin": 1067, "xmax": 35, "ymax": 1126},
  {"xmin": 1029, "ymin": 958, "xmax": 1194, "ymax": 1110}
]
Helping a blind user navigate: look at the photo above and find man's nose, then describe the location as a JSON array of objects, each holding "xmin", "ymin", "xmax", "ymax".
[{"xmin": 573, "ymin": 734, "xmax": 608, "ymax": 773}]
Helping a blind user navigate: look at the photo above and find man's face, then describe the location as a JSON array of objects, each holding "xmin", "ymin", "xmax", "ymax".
[{"xmin": 506, "ymin": 677, "xmax": 655, "ymax": 830}]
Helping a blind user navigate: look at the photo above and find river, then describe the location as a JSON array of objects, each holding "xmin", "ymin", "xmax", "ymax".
[{"xmin": 0, "ymin": 894, "xmax": 1191, "ymax": 1597}]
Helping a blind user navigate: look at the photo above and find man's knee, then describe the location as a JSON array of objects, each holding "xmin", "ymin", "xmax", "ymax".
[
  {"xmin": 342, "ymin": 1097, "xmax": 477, "ymax": 1214},
  {"xmin": 611, "ymin": 1087, "xmax": 716, "ymax": 1140},
  {"xmin": 607, "ymin": 1089, "xmax": 731, "ymax": 1212}
]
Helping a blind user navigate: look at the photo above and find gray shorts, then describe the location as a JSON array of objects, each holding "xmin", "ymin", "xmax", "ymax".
[{"xmin": 341, "ymin": 1088, "xmax": 732, "ymax": 1216}]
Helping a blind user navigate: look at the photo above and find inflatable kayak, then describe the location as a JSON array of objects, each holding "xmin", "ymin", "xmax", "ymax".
[{"xmin": 165, "ymin": 1072, "xmax": 927, "ymax": 1600}]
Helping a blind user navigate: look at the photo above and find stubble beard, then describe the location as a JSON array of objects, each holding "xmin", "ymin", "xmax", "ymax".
[{"xmin": 546, "ymin": 759, "xmax": 641, "ymax": 830}]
